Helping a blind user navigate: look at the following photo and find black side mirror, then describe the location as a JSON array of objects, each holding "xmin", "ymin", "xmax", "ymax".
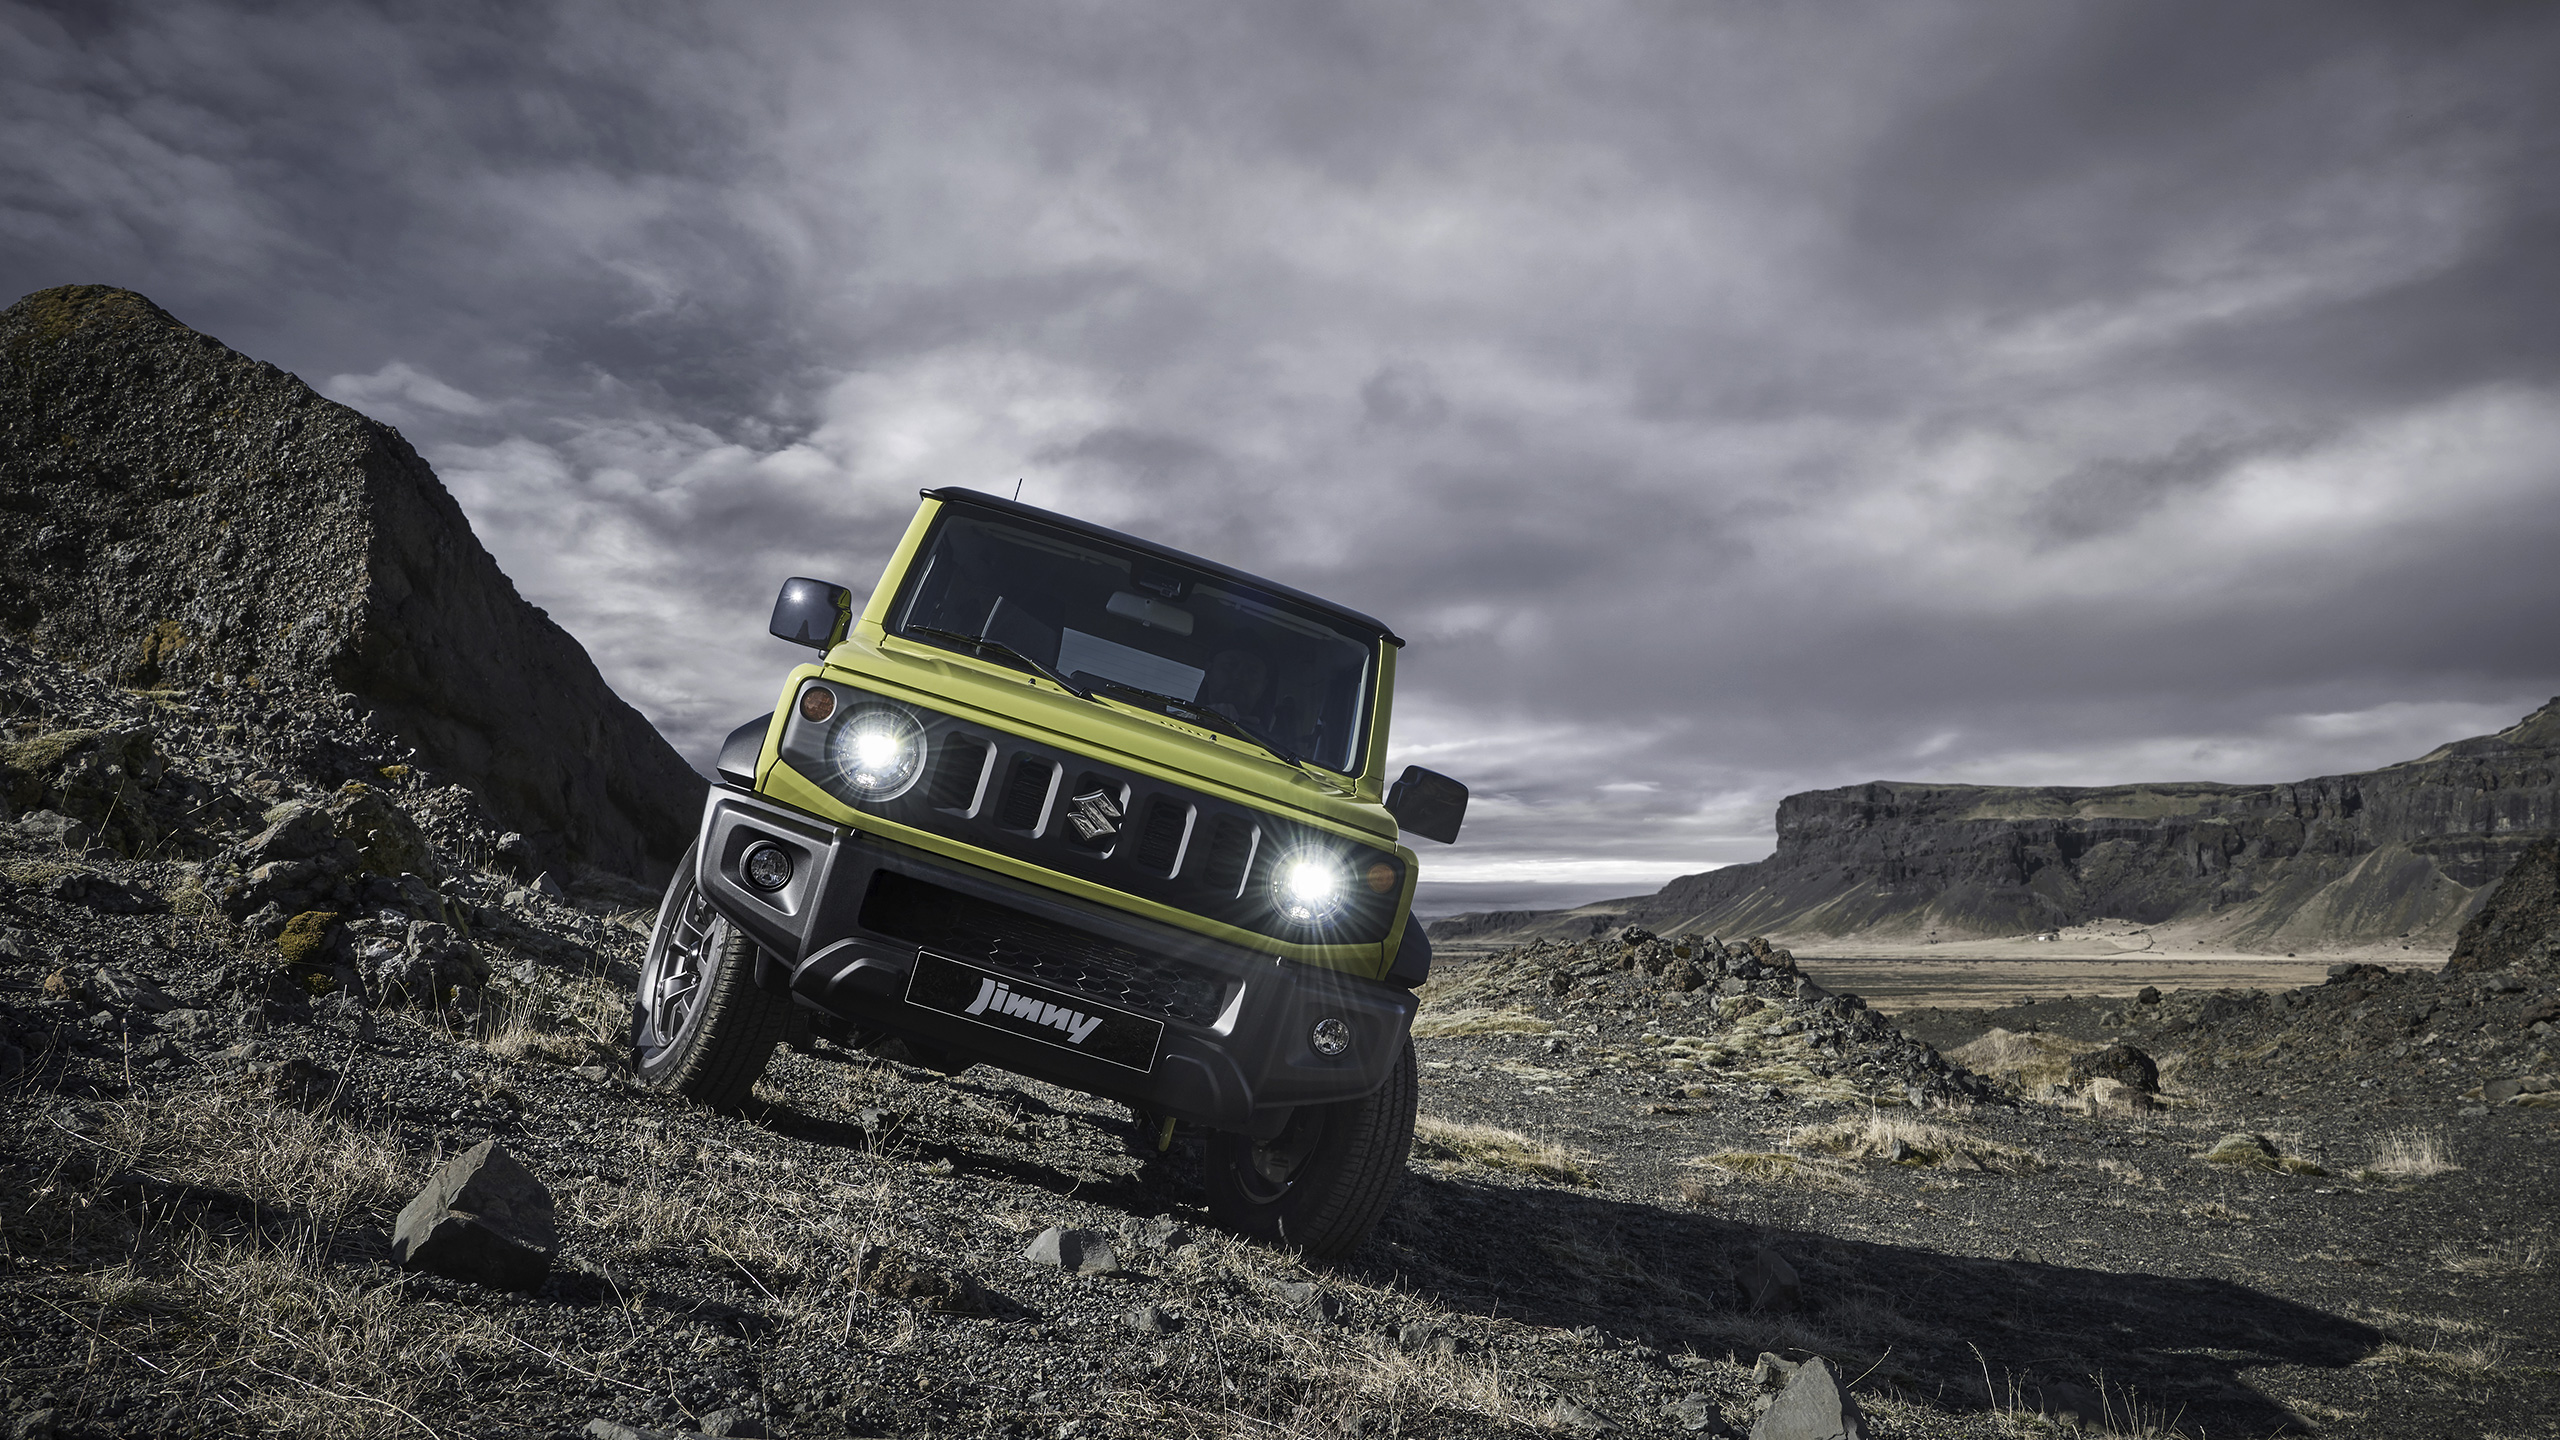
[
  {"xmin": 770, "ymin": 578, "xmax": 854, "ymax": 650},
  {"xmin": 1386, "ymin": 765, "xmax": 1468, "ymax": 844}
]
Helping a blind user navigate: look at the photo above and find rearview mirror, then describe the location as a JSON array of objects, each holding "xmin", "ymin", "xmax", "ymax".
[
  {"xmin": 1386, "ymin": 765, "xmax": 1468, "ymax": 844},
  {"xmin": 770, "ymin": 577, "xmax": 854, "ymax": 650}
]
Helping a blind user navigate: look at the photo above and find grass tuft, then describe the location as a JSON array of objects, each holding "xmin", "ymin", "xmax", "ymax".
[
  {"xmin": 2356, "ymin": 1127, "xmax": 2460, "ymax": 1182},
  {"xmin": 1411, "ymin": 1116, "xmax": 1591, "ymax": 1185},
  {"xmin": 1410, "ymin": 1006, "xmax": 1556, "ymax": 1038}
]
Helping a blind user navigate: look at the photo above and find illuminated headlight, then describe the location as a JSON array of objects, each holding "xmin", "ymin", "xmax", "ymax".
[
  {"xmin": 827, "ymin": 703, "xmax": 926, "ymax": 801},
  {"xmin": 1272, "ymin": 852, "xmax": 1351, "ymax": 925}
]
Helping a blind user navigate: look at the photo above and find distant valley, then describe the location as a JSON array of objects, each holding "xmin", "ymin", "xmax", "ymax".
[{"xmin": 1433, "ymin": 701, "xmax": 2560, "ymax": 955}]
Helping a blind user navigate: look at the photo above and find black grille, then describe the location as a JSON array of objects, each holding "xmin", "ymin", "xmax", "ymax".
[
  {"xmin": 927, "ymin": 736, "xmax": 988, "ymax": 811},
  {"xmin": 1199, "ymin": 814, "xmax": 1257, "ymax": 896},
  {"xmin": 860, "ymin": 870, "xmax": 1230, "ymax": 1026},
  {"xmin": 997, "ymin": 756, "xmax": 1054, "ymax": 830},
  {"xmin": 1132, "ymin": 798, "xmax": 1189, "ymax": 874}
]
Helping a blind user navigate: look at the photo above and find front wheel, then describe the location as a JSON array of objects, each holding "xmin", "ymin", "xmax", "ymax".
[
  {"xmin": 1205, "ymin": 1039, "xmax": 1417, "ymax": 1260},
  {"xmin": 632, "ymin": 842, "xmax": 790, "ymax": 1107}
]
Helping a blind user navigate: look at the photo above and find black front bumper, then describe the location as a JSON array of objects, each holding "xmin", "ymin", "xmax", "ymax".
[{"xmin": 690, "ymin": 788, "xmax": 1416, "ymax": 1134}]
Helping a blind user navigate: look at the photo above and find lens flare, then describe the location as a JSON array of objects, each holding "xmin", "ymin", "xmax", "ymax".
[
  {"xmin": 827, "ymin": 704, "xmax": 926, "ymax": 800},
  {"xmin": 1273, "ymin": 853, "xmax": 1350, "ymax": 924}
]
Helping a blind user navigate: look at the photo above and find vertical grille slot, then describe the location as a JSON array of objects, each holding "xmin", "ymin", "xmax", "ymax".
[
  {"xmin": 927, "ymin": 736, "xmax": 991, "ymax": 812},
  {"xmin": 1198, "ymin": 815, "xmax": 1259, "ymax": 897},
  {"xmin": 1132, "ymin": 798, "xmax": 1192, "ymax": 875},
  {"xmin": 997, "ymin": 756, "xmax": 1057, "ymax": 832}
]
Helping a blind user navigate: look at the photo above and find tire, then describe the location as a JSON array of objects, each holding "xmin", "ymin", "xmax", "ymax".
[
  {"xmin": 1205, "ymin": 1038, "xmax": 1417, "ymax": 1261},
  {"xmin": 632, "ymin": 842, "xmax": 790, "ymax": 1107}
]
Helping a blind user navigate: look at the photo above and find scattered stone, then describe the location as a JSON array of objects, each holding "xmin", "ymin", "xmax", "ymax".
[
  {"xmin": 696, "ymin": 1408, "xmax": 767, "ymax": 1438},
  {"xmin": 1135, "ymin": 1215, "xmax": 1192, "ymax": 1250},
  {"xmin": 1739, "ymin": 1248, "xmax": 1800, "ymax": 1314},
  {"xmin": 1547, "ymin": 1397, "xmax": 1616, "ymax": 1433},
  {"xmin": 1749, "ymin": 1355, "xmax": 1866, "ymax": 1440},
  {"xmin": 1751, "ymin": 1353, "xmax": 1799, "ymax": 1391},
  {"xmin": 1126, "ymin": 1303, "xmax": 1173, "ymax": 1335},
  {"xmin": 1666, "ymin": 1393, "xmax": 1732, "ymax": 1433},
  {"xmin": 1261, "ymin": 1276, "xmax": 1340, "ymax": 1319},
  {"xmin": 2483, "ymin": 1077, "xmax": 2527, "ymax": 1104},
  {"xmin": 1023, "ymin": 1226, "xmax": 1123, "ymax": 1276},
  {"xmin": 2136, "ymin": 986, "xmax": 2162, "ymax": 1005},
  {"xmin": 392, "ymin": 1139, "xmax": 558, "ymax": 1290},
  {"xmin": 9, "ymin": 1409, "xmax": 59, "ymax": 1440}
]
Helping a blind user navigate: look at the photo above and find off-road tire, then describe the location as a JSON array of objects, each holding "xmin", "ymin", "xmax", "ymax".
[
  {"xmin": 632, "ymin": 842, "xmax": 789, "ymax": 1107},
  {"xmin": 1204, "ymin": 1038, "xmax": 1417, "ymax": 1260}
]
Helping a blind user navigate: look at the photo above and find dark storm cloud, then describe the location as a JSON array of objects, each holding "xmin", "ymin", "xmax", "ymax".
[{"xmin": 5, "ymin": 0, "xmax": 2557, "ymax": 905}]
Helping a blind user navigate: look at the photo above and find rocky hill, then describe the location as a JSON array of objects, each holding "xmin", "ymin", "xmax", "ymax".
[
  {"xmin": 0, "ymin": 285, "xmax": 702, "ymax": 880},
  {"xmin": 1436, "ymin": 700, "xmax": 2560, "ymax": 953}
]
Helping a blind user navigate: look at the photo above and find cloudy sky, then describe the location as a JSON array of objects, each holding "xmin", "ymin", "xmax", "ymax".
[{"xmin": 7, "ymin": 1, "xmax": 2558, "ymax": 914}]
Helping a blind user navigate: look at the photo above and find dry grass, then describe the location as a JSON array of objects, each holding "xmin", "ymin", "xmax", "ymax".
[
  {"xmin": 74, "ymin": 1088, "xmax": 413, "ymax": 1234},
  {"xmin": 2192, "ymin": 1132, "xmax": 2324, "ymax": 1175},
  {"xmin": 1688, "ymin": 1150, "xmax": 1868, "ymax": 1193},
  {"xmin": 1409, "ymin": 1005, "xmax": 1556, "ymax": 1038},
  {"xmin": 2438, "ymin": 1231, "xmax": 2547, "ymax": 1277},
  {"xmin": 1949, "ymin": 1027, "xmax": 2092, "ymax": 1092},
  {"xmin": 1410, "ymin": 1116, "xmax": 1591, "ymax": 1185},
  {"xmin": 2356, "ymin": 1128, "xmax": 2460, "ymax": 1182},
  {"xmin": 1787, "ymin": 1110, "xmax": 2047, "ymax": 1175}
]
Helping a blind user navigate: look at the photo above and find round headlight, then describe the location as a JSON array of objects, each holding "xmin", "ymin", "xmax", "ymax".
[
  {"xmin": 1272, "ymin": 852, "xmax": 1351, "ymax": 924},
  {"xmin": 827, "ymin": 703, "xmax": 926, "ymax": 801}
]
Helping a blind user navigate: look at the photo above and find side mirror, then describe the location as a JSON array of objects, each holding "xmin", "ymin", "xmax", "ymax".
[
  {"xmin": 770, "ymin": 577, "xmax": 853, "ymax": 650},
  {"xmin": 1386, "ymin": 765, "xmax": 1468, "ymax": 844}
]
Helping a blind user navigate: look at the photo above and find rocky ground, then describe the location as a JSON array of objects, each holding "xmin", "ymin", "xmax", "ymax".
[{"xmin": 5, "ymin": 654, "xmax": 2558, "ymax": 1439}]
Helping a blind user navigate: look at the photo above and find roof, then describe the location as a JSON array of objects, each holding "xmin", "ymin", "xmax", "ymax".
[{"xmin": 920, "ymin": 487, "xmax": 1405, "ymax": 647}]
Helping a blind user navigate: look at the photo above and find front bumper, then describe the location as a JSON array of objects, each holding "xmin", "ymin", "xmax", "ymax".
[{"xmin": 691, "ymin": 788, "xmax": 1416, "ymax": 1134}]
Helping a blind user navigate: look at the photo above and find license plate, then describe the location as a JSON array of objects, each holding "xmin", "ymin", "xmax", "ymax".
[{"xmin": 905, "ymin": 949, "xmax": 1163, "ymax": 1073}]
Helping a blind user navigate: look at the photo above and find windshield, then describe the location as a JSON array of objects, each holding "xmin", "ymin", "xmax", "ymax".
[{"xmin": 890, "ymin": 509, "xmax": 1379, "ymax": 774}]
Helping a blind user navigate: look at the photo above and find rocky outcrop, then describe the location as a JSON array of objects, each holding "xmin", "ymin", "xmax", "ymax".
[
  {"xmin": 1437, "ymin": 700, "xmax": 2560, "ymax": 953},
  {"xmin": 0, "ymin": 285, "xmax": 702, "ymax": 880},
  {"xmin": 2446, "ymin": 834, "xmax": 2560, "ymax": 976}
]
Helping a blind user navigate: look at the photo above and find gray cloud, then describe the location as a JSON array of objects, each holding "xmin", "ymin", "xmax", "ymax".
[{"xmin": 5, "ymin": 0, "xmax": 2557, "ymax": 911}]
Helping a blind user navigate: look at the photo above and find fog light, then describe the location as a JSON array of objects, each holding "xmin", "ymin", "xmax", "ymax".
[
  {"xmin": 1309, "ymin": 1017, "xmax": 1350, "ymax": 1057},
  {"xmin": 742, "ymin": 842, "xmax": 793, "ymax": 891}
]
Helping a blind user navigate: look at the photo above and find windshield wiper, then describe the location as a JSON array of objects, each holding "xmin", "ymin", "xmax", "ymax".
[
  {"xmin": 1077, "ymin": 676, "xmax": 1353, "ymax": 794},
  {"xmin": 903, "ymin": 625, "xmax": 1094, "ymax": 700}
]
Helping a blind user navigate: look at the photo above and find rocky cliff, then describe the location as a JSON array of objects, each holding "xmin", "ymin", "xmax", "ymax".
[
  {"xmin": 1435, "ymin": 700, "xmax": 2560, "ymax": 953},
  {"xmin": 2446, "ymin": 834, "xmax": 2560, "ymax": 976},
  {"xmin": 0, "ymin": 285, "xmax": 703, "ymax": 880}
]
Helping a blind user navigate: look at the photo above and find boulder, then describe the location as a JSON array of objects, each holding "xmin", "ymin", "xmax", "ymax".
[
  {"xmin": 1738, "ymin": 1247, "xmax": 1800, "ymax": 1314},
  {"xmin": 2065, "ymin": 1042, "xmax": 2159, "ymax": 1093},
  {"xmin": 1022, "ymin": 1226, "xmax": 1123, "ymax": 1276},
  {"xmin": 1749, "ymin": 1356, "xmax": 1866, "ymax": 1440},
  {"xmin": 391, "ymin": 1140, "xmax": 557, "ymax": 1290}
]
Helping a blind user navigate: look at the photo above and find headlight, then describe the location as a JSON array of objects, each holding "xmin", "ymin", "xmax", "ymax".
[
  {"xmin": 827, "ymin": 703, "xmax": 926, "ymax": 800},
  {"xmin": 1272, "ymin": 852, "xmax": 1351, "ymax": 924}
]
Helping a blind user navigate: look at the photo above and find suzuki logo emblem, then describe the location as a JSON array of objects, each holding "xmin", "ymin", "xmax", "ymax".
[{"xmin": 1066, "ymin": 787, "xmax": 1123, "ymax": 842}]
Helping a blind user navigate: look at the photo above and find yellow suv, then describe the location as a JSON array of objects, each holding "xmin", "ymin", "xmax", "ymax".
[{"xmin": 632, "ymin": 487, "xmax": 1467, "ymax": 1257}]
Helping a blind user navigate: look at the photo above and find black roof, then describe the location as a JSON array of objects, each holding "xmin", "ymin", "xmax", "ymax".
[{"xmin": 921, "ymin": 487, "xmax": 1404, "ymax": 647}]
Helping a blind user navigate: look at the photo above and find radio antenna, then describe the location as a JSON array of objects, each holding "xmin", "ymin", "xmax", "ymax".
[{"xmin": 1013, "ymin": 478, "xmax": 1023, "ymax": 501}]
